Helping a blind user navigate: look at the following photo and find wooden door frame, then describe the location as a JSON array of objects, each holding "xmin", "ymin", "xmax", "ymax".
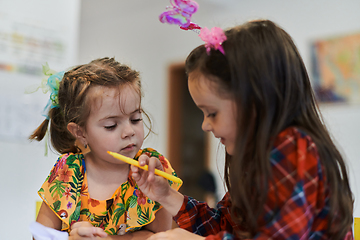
[{"xmin": 166, "ymin": 63, "xmax": 186, "ymax": 177}]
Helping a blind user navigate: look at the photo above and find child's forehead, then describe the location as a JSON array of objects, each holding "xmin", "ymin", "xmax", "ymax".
[
  {"xmin": 86, "ymin": 85, "xmax": 140, "ymax": 110},
  {"xmin": 189, "ymin": 71, "xmax": 233, "ymax": 100},
  {"xmin": 88, "ymin": 85, "xmax": 121, "ymax": 98}
]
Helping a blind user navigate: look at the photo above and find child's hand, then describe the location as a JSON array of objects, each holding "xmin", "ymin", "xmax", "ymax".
[
  {"xmin": 131, "ymin": 154, "xmax": 185, "ymax": 216},
  {"xmin": 131, "ymin": 154, "xmax": 171, "ymax": 203},
  {"xmin": 147, "ymin": 228, "xmax": 206, "ymax": 240},
  {"xmin": 69, "ymin": 221, "xmax": 107, "ymax": 239}
]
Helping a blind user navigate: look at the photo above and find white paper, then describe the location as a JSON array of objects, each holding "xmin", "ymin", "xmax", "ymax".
[{"xmin": 29, "ymin": 222, "xmax": 69, "ymax": 240}]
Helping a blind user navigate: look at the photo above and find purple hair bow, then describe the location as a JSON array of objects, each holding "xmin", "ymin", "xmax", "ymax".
[{"xmin": 159, "ymin": 0, "xmax": 227, "ymax": 55}]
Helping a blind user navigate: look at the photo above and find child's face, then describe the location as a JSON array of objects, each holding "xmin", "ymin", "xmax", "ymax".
[
  {"xmin": 83, "ymin": 85, "xmax": 144, "ymax": 162},
  {"xmin": 188, "ymin": 73, "xmax": 237, "ymax": 155}
]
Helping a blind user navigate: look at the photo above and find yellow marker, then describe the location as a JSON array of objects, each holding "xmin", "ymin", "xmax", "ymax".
[{"xmin": 107, "ymin": 151, "xmax": 183, "ymax": 184}]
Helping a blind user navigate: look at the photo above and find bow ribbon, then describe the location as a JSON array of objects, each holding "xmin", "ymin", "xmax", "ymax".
[{"xmin": 199, "ymin": 27, "xmax": 227, "ymax": 55}]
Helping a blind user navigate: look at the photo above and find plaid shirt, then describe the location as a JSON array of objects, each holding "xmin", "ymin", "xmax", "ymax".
[{"xmin": 174, "ymin": 127, "xmax": 353, "ymax": 240}]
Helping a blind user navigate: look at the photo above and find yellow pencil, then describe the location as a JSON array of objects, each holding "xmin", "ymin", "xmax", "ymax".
[{"xmin": 107, "ymin": 151, "xmax": 183, "ymax": 184}]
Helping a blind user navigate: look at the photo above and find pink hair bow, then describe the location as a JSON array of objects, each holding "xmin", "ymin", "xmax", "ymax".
[{"xmin": 199, "ymin": 27, "xmax": 227, "ymax": 55}]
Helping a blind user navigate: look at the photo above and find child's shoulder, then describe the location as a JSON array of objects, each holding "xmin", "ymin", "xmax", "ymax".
[
  {"xmin": 275, "ymin": 126, "xmax": 314, "ymax": 146},
  {"xmin": 271, "ymin": 127, "xmax": 321, "ymax": 179},
  {"xmin": 271, "ymin": 127, "xmax": 318, "ymax": 160},
  {"xmin": 134, "ymin": 148, "xmax": 164, "ymax": 159},
  {"xmin": 53, "ymin": 152, "xmax": 84, "ymax": 169},
  {"xmin": 272, "ymin": 126, "xmax": 318, "ymax": 158}
]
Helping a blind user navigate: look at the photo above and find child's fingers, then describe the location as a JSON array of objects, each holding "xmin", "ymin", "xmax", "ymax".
[
  {"xmin": 138, "ymin": 154, "xmax": 150, "ymax": 166},
  {"xmin": 70, "ymin": 222, "xmax": 107, "ymax": 238},
  {"xmin": 148, "ymin": 157, "xmax": 164, "ymax": 182},
  {"xmin": 69, "ymin": 227, "xmax": 107, "ymax": 238},
  {"xmin": 69, "ymin": 227, "xmax": 93, "ymax": 237},
  {"xmin": 72, "ymin": 221, "xmax": 93, "ymax": 227},
  {"xmin": 131, "ymin": 165, "xmax": 140, "ymax": 180},
  {"xmin": 71, "ymin": 221, "xmax": 93, "ymax": 231},
  {"xmin": 131, "ymin": 164, "xmax": 149, "ymax": 185},
  {"xmin": 92, "ymin": 228, "xmax": 108, "ymax": 237}
]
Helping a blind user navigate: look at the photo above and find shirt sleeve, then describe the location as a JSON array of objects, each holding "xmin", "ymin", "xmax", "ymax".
[
  {"xmin": 174, "ymin": 194, "xmax": 239, "ymax": 239},
  {"xmin": 174, "ymin": 128, "xmax": 348, "ymax": 240},
  {"xmin": 134, "ymin": 148, "xmax": 182, "ymax": 191},
  {"xmin": 250, "ymin": 128, "xmax": 336, "ymax": 239}
]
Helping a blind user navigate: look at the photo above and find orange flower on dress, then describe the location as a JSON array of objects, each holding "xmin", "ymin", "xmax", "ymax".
[
  {"xmin": 58, "ymin": 154, "xmax": 68, "ymax": 169},
  {"xmin": 135, "ymin": 189, "xmax": 146, "ymax": 205},
  {"xmin": 58, "ymin": 165, "xmax": 72, "ymax": 182},
  {"xmin": 128, "ymin": 170, "xmax": 135, "ymax": 187},
  {"xmin": 159, "ymin": 155, "xmax": 169, "ymax": 169},
  {"xmin": 81, "ymin": 183, "xmax": 89, "ymax": 197},
  {"xmin": 63, "ymin": 186, "xmax": 72, "ymax": 200},
  {"xmin": 88, "ymin": 198, "xmax": 100, "ymax": 207}
]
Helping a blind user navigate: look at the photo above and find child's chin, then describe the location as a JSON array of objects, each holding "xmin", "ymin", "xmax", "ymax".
[{"xmin": 225, "ymin": 147, "xmax": 233, "ymax": 156}]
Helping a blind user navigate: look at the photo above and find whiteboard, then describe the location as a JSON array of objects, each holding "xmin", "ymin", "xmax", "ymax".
[{"xmin": 0, "ymin": 0, "xmax": 80, "ymax": 140}]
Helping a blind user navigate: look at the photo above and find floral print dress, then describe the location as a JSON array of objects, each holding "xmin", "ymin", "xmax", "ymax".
[{"xmin": 38, "ymin": 148, "xmax": 182, "ymax": 235}]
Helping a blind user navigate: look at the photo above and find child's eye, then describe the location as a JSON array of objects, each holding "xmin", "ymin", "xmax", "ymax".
[
  {"xmin": 207, "ymin": 113, "xmax": 217, "ymax": 118},
  {"xmin": 131, "ymin": 118, "xmax": 143, "ymax": 124},
  {"xmin": 104, "ymin": 124, "xmax": 117, "ymax": 130}
]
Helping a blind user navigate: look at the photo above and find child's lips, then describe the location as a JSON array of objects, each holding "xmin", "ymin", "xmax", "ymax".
[{"xmin": 122, "ymin": 144, "xmax": 135, "ymax": 151}]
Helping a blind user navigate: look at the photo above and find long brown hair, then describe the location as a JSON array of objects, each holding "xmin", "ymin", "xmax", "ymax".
[
  {"xmin": 30, "ymin": 57, "xmax": 152, "ymax": 154},
  {"xmin": 185, "ymin": 20, "xmax": 353, "ymax": 239}
]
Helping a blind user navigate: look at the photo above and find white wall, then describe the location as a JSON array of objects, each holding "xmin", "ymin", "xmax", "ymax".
[
  {"xmin": 0, "ymin": 1, "xmax": 80, "ymax": 239},
  {"xmin": 80, "ymin": 0, "xmax": 360, "ymax": 216},
  {"xmin": 78, "ymin": 0, "xmax": 360, "ymax": 215},
  {"xmin": 1, "ymin": 1, "xmax": 360, "ymax": 239}
]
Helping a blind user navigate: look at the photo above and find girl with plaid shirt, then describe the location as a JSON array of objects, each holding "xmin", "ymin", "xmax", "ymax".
[{"xmin": 131, "ymin": 20, "xmax": 354, "ymax": 240}]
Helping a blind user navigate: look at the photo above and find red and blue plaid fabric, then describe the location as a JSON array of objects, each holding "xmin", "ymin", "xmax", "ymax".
[{"xmin": 174, "ymin": 127, "xmax": 353, "ymax": 239}]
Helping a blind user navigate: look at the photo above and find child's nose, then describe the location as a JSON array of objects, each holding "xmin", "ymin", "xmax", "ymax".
[
  {"xmin": 122, "ymin": 123, "xmax": 135, "ymax": 138},
  {"xmin": 202, "ymin": 119, "xmax": 212, "ymax": 132}
]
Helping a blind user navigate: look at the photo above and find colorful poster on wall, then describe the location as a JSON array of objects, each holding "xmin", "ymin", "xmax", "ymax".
[
  {"xmin": 0, "ymin": 0, "xmax": 80, "ymax": 140},
  {"xmin": 0, "ymin": 0, "xmax": 80, "ymax": 76},
  {"xmin": 311, "ymin": 32, "xmax": 360, "ymax": 104}
]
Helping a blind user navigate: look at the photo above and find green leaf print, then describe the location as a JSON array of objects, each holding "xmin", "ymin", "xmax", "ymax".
[
  {"xmin": 113, "ymin": 203, "xmax": 126, "ymax": 226},
  {"xmin": 71, "ymin": 176, "xmax": 78, "ymax": 186},
  {"xmin": 151, "ymin": 152, "xmax": 160, "ymax": 158},
  {"xmin": 80, "ymin": 208, "xmax": 90, "ymax": 217},
  {"xmin": 129, "ymin": 195, "xmax": 137, "ymax": 208},
  {"xmin": 136, "ymin": 205, "xmax": 142, "ymax": 217},
  {"xmin": 107, "ymin": 228, "xmax": 117, "ymax": 235},
  {"xmin": 125, "ymin": 196, "xmax": 132, "ymax": 209},
  {"xmin": 121, "ymin": 182, "xmax": 129, "ymax": 197},
  {"xmin": 69, "ymin": 181, "xmax": 76, "ymax": 189},
  {"xmin": 53, "ymin": 200, "xmax": 61, "ymax": 212},
  {"xmin": 137, "ymin": 207, "xmax": 152, "ymax": 225},
  {"xmin": 93, "ymin": 212, "xmax": 104, "ymax": 222},
  {"xmin": 49, "ymin": 180, "xmax": 66, "ymax": 199},
  {"xmin": 69, "ymin": 166, "xmax": 83, "ymax": 202},
  {"xmin": 70, "ymin": 201, "xmax": 82, "ymax": 222},
  {"xmin": 152, "ymin": 202, "xmax": 161, "ymax": 212},
  {"xmin": 102, "ymin": 207, "xmax": 112, "ymax": 226},
  {"xmin": 66, "ymin": 154, "xmax": 77, "ymax": 164}
]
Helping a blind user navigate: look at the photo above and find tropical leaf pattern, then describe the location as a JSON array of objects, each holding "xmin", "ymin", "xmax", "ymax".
[{"xmin": 38, "ymin": 148, "xmax": 182, "ymax": 235}]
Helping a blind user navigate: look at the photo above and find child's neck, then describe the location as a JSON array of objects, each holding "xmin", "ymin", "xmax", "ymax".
[{"xmin": 84, "ymin": 153, "xmax": 130, "ymax": 201}]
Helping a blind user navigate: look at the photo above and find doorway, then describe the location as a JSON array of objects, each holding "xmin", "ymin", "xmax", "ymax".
[{"xmin": 166, "ymin": 63, "xmax": 216, "ymax": 203}]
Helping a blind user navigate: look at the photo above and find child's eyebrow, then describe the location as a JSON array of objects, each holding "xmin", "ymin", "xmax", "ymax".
[
  {"xmin": 100, "ymin": 115, "xmax": 118, "ymax": 121},
  {"xmin": 196, "ymin": 104, "xmax": 207, "ymax": 109},
  {"xmin": 100, "ymin": 109, "xmax": 141, "ymax": 121},
  {"xmin": 196, "ymin": 104, "xmax": 213, "ymax": 111},
  {"xmin": 131, "ymin": 109, "xmax": 142, "ymax": 114}
]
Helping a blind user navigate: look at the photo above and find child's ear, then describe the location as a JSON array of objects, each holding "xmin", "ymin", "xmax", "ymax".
[{"xmin": 67, "ymin": 122, "xmax": 86, "ymax": 144}]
